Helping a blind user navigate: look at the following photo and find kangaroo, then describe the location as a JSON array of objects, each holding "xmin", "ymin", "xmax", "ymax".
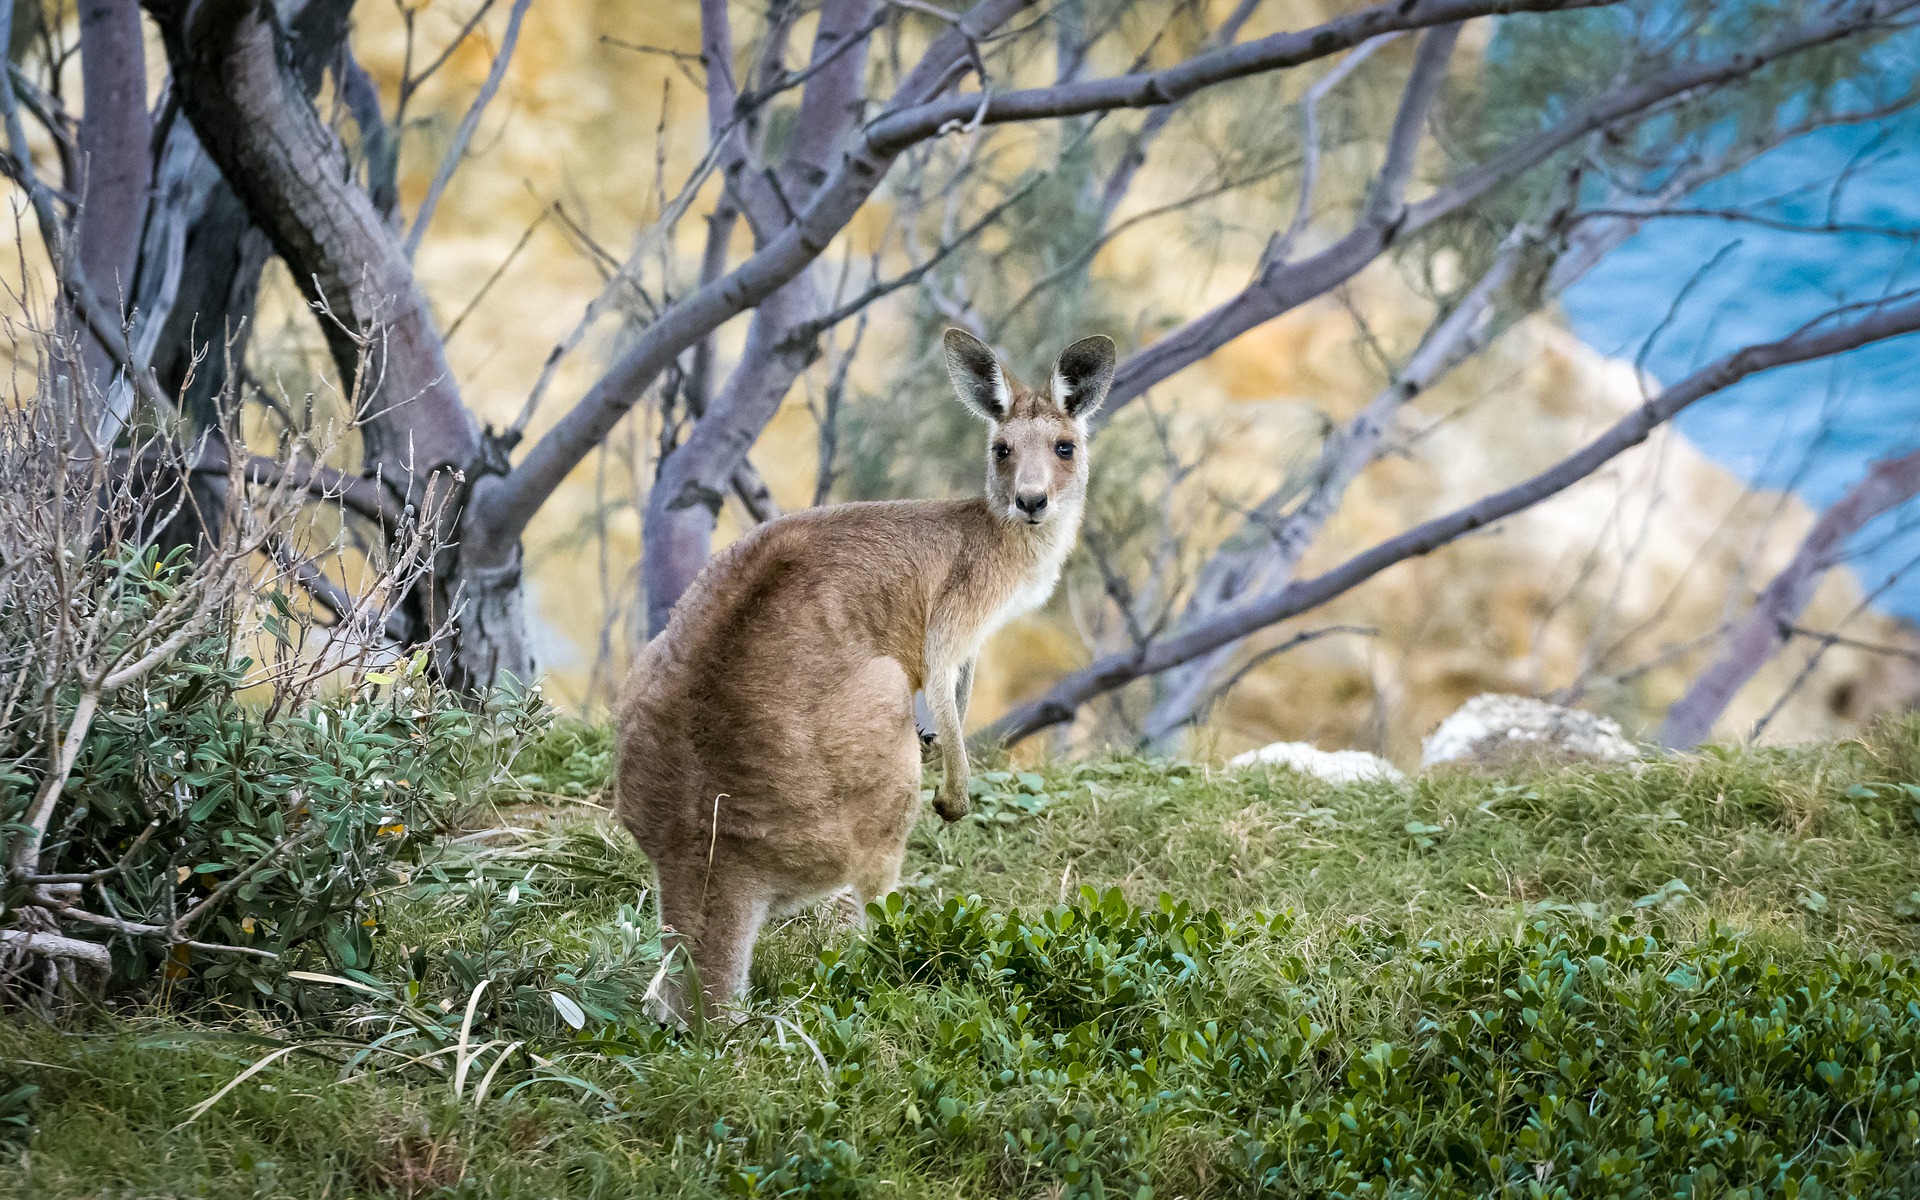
[{"xmin": 614, "ymin": 328, "xmax": 1116, "ymax": 1019}]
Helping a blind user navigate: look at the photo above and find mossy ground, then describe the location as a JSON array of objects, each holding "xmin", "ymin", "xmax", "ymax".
[{"xmin": 7, "ymin": 719, "xmax": 1920, "ymax": 1198}]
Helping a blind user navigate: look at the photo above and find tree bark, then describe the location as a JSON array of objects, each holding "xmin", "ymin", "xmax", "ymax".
[
  {"xmin": 133, "ymin": 0, "xmax": 351, "ymax": 429},
  {"xmin": 74, "ymin": 0, "xmax": 149, "ymax": 440},
  {"xmin": 638, "ymin": 0, "xmax": 868, "ymax": 633},
  {"xmin": 1094, "ymin": 0, "xmax": 1916, "ymax": 427},
  {"xmin": 148, "ymin": 0, "xmax": 532, "ymax": 691},
  {"xmin": 643, "ymin": 274, "xmax": 821, "ymax": 633},
  {"xmin": 136, "ymin": 122, "xmax": 271, "ymax": 428},
  {"xmin": 485, "ymin": 0, "xmax": 1557, "ymax": 546},
  {"xmin": 76, "ymin": 0, "xmax": 147, "ymax": 310},
  {"xmin": 1659, "ymin": 445, "xmax": 1920, "ymax": 749}
]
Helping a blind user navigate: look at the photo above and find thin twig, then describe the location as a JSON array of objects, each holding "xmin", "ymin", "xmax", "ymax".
[{"xmin": 405, "ymin": 0, "xmax": 534, "ymax": 260}]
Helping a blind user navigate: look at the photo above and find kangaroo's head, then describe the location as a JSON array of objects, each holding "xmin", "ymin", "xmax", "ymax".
[{"xmin": 942, "ymin": 329, "xmax": 1117, "ymax": 528}]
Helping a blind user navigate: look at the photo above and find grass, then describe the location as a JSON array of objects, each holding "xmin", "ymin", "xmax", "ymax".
[{"xmin": 7, "ymin": 719, "xmax": 1920, "ymax": 1197}]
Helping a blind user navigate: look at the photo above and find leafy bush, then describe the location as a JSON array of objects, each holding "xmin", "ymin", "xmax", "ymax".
[
  {"xmin": 958, "ymin": 769, "xmax": 1059, "ymax": 827},
  {"xmin": 0, "ymin": 373, "xmax": 518, "ymax": 1004},
  {"xmin": 511, "ymin": 718, "xmax": 616, "ymax": 799},
  {"xmin": 1, "ymin": 593, "xmax": 551, "ymax": 1001},
  {"xmin": 829, "ymin": 887, "xmax": 1275, "ymax": 1034},
  {"xmin": 789, "ymin": 891, "xmax": 1920, "ymax": 1198}
]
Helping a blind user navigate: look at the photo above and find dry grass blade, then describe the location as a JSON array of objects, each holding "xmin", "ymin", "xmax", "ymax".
[
  {"xmin": 175, "ymin": 1044, "xmax": 304, "ymax": 1128},
  {"xmin": 469, "ymin": 1040, "xmax": 524, "ymax": 1108},
  {"xmin": 451, "ymin": 979, "xmax": 492, "ymax": 1100}
]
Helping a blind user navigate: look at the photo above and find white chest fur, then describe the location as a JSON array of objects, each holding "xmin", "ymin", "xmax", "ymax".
[{"xmin": 976, "ymin": 506, "xmax": 1077, "ymax": 647}]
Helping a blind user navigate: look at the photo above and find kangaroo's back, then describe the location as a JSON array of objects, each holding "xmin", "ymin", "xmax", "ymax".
[{"xmin": 614, "ymin": 500, "xmax": 961, "ymax": 837}]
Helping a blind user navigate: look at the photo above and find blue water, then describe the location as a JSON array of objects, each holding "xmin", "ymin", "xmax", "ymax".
[{"xmin": 1562, "ymin": 112, "xmax": 1920, "ymax": 618}]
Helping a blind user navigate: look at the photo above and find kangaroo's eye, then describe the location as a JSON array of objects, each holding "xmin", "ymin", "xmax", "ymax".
[
  {"xmin": 1054, "ymin": 441, "xmax": 1075, "ymax": 460},
  {"xmin": 993, "ymin": 442, "xmax": 1011, "ymax": 461}
]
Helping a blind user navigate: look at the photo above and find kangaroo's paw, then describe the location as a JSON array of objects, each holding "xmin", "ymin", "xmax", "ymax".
[
  {"xmin": 933, "ymin": 789, "xmax": 970, "ymax": 823},
  {"xmin": 824, "ymin": 886, "xmax": 866, "ymax": 930}
]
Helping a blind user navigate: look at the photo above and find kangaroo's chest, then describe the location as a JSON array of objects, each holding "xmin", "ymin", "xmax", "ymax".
[
  {"xmin": 965, "ymin": 527, "xmax": 1073, "ymax": 652},
  {"xmin": 994, "ymin": 562, "xmax": 1064, "ymax": 628}
]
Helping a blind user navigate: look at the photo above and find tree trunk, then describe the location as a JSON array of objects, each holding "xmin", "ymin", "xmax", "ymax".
[
  {"xmin": 129, "ymin": 0, "xmax": 344, "ymax": 554},
  {"xmin": 74, "ymin": 0, "xmax": 148, "ymax": 442},
  {"xmin": 637, "ymin": 0, "xmax": 871, "ymax": 634},
  {"xmin": 148, "ymin": 0, "xmax": 534, "ymax": 691},
  {"xmin": 136, "ymin": 120, "xmax": 273, "ymax": 429},
  {"xmin": 642, "ymin": 274, "xmax": 820, "ymax": 634}
]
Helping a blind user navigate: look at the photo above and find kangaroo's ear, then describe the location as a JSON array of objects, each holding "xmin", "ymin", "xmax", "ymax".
[
  {"xmin": 943, "ymin": 328, "xmax": 1010, "ymax": 422},
  {"xmin": 1051, "ymin": 335, "xmax": 1117, "ymax": 418}
]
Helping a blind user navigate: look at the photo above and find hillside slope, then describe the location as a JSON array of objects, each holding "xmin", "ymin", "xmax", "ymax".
[{"xmin": 7, "ymin": 724, "xmax": 1920, "ymax": 1196}]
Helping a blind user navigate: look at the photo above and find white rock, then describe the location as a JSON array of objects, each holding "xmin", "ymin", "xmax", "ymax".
[
  {"xmin": 1421, "ymin": 693, "xmax": 1636, "ymax": 768},
  {"xmin": 1228, "ymin": 741, "xmax": 1406, "ymax": 784}
]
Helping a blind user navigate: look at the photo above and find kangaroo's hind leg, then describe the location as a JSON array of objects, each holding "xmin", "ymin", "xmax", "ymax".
[
  {"xmin": 845, "ymin": 711, "xmax": 926, "ymax": 929},
  {"xmin": 690, "ymin": 884, "xmax": 770, "ymax": 1019},
  {"xmin": 653, "ymin": 862, "xmax": 770, "ymax": 1022}
]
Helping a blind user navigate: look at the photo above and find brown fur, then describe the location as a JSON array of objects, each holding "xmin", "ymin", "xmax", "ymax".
[{"xmin": 614, "ymin": 330, "xmax": 1116, "ymax": 1019}]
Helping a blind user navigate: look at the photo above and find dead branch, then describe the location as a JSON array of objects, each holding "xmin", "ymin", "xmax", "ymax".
[
  {"xmin": 983, "ymin": 288, "xmax": 1920, "ymax": 746},
  {"xmin": 1099, "ymin": 0, "xmax": 1918, "ymax": 424},
  {"xmin": 487, "ymin": 0, "xmax": 1613, "ymax": 544},
  {"xmin": 404, "ymin": 0, "xmax": 533, "ymax": 259},
  {"xmin": 1660, "ymin": 444, "xmax": 1920, "ymax": 748},
  {"xmin": 0, "ymin": 928, "xmax": 111, "ymax": 972}
]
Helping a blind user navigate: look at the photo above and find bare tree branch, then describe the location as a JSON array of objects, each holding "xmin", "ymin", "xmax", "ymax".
[
  {"xmin": 1659, "ymin": 444, "xmax": 1920, "ymax": 749},
  {"xmin": 637, "ymin": 0, "xmax": 879, "ymax": 630},
  {"xmin": 141, "ymin": 446, "xmax": 404, "ymax": 527},
  {"xmin": 145, "ymin": 0, "xmax": 540, "ymax": 689},
  {"xmin": 1095, "ymin": 0, "xmax": 1265, "ymax": 226},
  {"xmin": 398, "ymin": 0, "xmax": 501, "ymax": 127},
  {"xmin": 1139, "ymin": 222, "xmax": 1525, "ymax": 742},
  {"xmin": 1098, "ymin": 0, "xmax": 1918, "ymax": 424},
  {"xmin": 336, "ymin": 46, "xmax": 399, "ymax": 222},
  {"xmin": 0, "ymin": 928, "xmax": 110, "ymax": 972},
  {"xmin": 1576, "ymin": 206, "xmax": 1920, "ymax": 241},
  {"xmin": 983, "ymin": 288, "xmax": 1920, "ymax": 747},
  {"xmin": 266, "ymin": 534, "xmax": 356, "ymax": 621},
  {"xmin": 730, "ymin": 460, "xmax": 782, "ymax": 524},
  {"xmin": 862, "ymin": 0, "xmax": 1613, "ymax": 149},
  {"xmin": 151, "ymin": 0, "xmax": 478, "ymax": 482},
  {"xmin": 1271, "ymin": 31, "xmax": 1403, "ymax": 265},
  {"xmin": 490, "ymin": 0, "xmax": 1598, "ymax": 543},
  {"xmin": 74, "ymin": 0, "xmax": 151, "ymax": 423},
  {"xmin": 405, "ymin": 0, "xmax": 533, "ymax": 259},
  {"xmin": 1, "ymin": 2, "xmax": 175, "ymax": 428}
]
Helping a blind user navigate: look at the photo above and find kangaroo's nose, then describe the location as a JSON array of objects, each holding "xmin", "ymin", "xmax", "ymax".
[{"xmin": 1015, "ymin": 492, "xmax": 1049, "ymax": 517}]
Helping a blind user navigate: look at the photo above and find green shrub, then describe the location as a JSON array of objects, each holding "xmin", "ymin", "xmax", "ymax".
[
  {"xmin": 13, "ymin": 742, "xmax": 1920, "ymax": 1198},
  {"xmin": 1, "ymin": 609, "xmax": 551, "ymax": 1001},
  {"xmin": 511, "ymin": 717, "xmax": 617, "ymax": 798},
  {"xmin": 794, "ymin": 891, "xmax": 1920, "ymax": 1198}
]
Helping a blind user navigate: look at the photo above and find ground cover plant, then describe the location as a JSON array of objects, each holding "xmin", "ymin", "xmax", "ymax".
[{"xmin": 6, "ymin": 718, "xmax": 1920, "ymax": 1197}]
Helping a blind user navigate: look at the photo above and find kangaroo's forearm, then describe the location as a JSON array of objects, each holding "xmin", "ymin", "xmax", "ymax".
[
  {"xmin": 955, "ymin": 658, "xmax": 975, "ymax": 729},
  {"xmin": 927, "ymin": 664, "xmax": 970, "ymax": 821}
]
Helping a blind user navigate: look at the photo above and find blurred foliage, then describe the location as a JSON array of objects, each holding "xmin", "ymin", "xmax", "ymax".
[{"xmin": 510, "ymin": 717, "xmax": 617, "ymax": 799}]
